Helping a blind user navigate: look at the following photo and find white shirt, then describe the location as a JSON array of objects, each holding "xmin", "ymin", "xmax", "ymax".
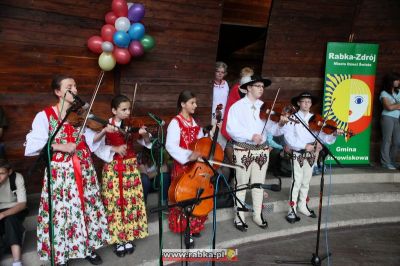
[
  {"xmin": 88, "ymin": 119, "xmax": 152, "ymax": 163},
  {"xmin": 211, "ymin": 80, "xmax": 229, "ymax": 121},
  {"xmin": 226, "ymin": 96, "xmax": 280, "ymax": 144},
  {"xmin": 0, "ymin": 172, "xmax": 26, "ymax": 209},
  {"xmin": 278, "ymin": 111, "xmax": 337, "ymax": 151},
  {"xmin": 24, "ymin": 111, "xmax": 112, "ymax": 161},
  {"xmin": 166, "ymin": 118, "xmax": 204, "ymax": 165}
]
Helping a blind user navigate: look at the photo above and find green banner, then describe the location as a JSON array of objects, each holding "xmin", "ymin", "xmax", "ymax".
[{"xmin": 323, "ymin": 42, "xmax": 379, "ymax": 165}]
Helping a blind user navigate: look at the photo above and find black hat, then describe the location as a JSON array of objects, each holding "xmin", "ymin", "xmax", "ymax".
[
  {"xmin": 291, "ymin": 91, "xmax": 318, "ymax": 106},
  {"xmin": 239, "ymin": 75, "xmax": 272, "ymax": 90}
]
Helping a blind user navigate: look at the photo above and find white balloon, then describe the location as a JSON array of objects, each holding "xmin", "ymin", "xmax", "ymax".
[
  {"xmin": 101, "ymin": 41, "xmax": 114, "ymax": 52},
  {"xmin": 127, "ymin": 2, "xmax": 134, "ymax": 9},
  {"xmin": 115, "ymin": 17, "xmax": 131, "ymax": 32}
]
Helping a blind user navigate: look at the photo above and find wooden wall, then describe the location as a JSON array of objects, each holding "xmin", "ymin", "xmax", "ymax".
[
  {"xmin": 118, "ymin": 0, "xmax": 223, "ymax": 126},
  {"xmin": 1, "ymin": 0, "xmax": 399, "ymax": 194},
  {"xmin": 0, "ymin": 0, "xmax": 223, "ymax": 193},
  {"xmin": 262, "ymin": 0, "xmax": 400, "ymax": 163}
]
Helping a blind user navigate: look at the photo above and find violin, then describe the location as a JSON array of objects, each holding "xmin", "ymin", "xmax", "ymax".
[
  {"xmin": 309, "ymin": 114, "xmax": 354, "ymax": 138},
  {"xmin": 121, "ymin": 117, "xmax": 161, "ymax": 136},
  {"xmin": 67, "ymin": 106, "xmax": 104, "ymax": 131},
  {"xmin": 67, "ymin": 106, "xmax": 160, "ymax": 136},
  {"xmin": 260, "ymin": 103, "xmax": 299, "ymax": 124},
  {"xmin": 168, "ymin": 105, "xmax": 224, "ymax": 217}
]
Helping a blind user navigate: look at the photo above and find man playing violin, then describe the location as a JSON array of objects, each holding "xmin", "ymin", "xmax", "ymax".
[
  {"xmin": 226, "ymin": 75, "xmax": 284, "ymax": 232},
  {"xmin": 279, "ymin": 92, "xmax": 343, "ymax": 224}
]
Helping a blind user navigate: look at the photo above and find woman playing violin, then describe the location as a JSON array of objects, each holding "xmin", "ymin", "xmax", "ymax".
[
  {"xmin": 24, "ymin": 75, "xmax": 109, "ymax": 266},
  {"xmin": 165, "ymin": 90, "xmax": 210, "ymax": 247},
  {"xmin": 91, "ymin": 94, "xmax": 150, "ymax": 258},
  {"xmin": 279, "ymin": 91, "xmax": 343, "ymax": 224}
]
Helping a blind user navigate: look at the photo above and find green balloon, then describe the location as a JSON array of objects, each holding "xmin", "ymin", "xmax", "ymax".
[
  {"xmin": 98, "ymin": 52, "xmax": 116, "ymax": 71},
  {"xmin": 140, "ymin": 34, "xmax": 155, "ymax": 52}
]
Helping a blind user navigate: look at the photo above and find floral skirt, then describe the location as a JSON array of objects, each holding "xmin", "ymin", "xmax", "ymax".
[
  {"xmin": 168, "ymin": 207, "xmax": 207, "ymax": 234},
  {"xmin": 37, "ymin": 160, "xmax": 109, "ymax": 265},
  {"xmin": 101, "ymin": 158, "xmax": 148, "ymax": 244}
]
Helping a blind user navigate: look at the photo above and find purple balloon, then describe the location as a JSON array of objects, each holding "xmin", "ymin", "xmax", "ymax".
[
  {"xmin": 128, "ymin": 3, "xmax": 145, "ymax": 23},
  {"xmin": 128, "ymin": 41, "xmax": 144, "ymax": 57}
]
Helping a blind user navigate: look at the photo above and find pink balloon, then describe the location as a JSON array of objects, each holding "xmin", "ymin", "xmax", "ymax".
[
  {"xmin": 128, "ymin": 41, "xmax": 144, "ymax": 57},
  {"xmin": 112, "ymin": 0, "xmax": 128, "ymax": 17},
  {"xmin": 101, "ymin": 24, "xmax": 116, "ymax": 42},
  {"xmin": 105, "ymin": 11, "xmax": 117, "ymax": 25},
  {"xmin": 113, "ymin": 47, "xmax": 132, "ymax": 64},
  {"xmin": 87, "ymin": 35, "xmax": 103, "ymax": 54}
]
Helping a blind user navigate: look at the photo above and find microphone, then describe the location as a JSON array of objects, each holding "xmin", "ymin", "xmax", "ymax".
[
  {"xmin": 148, "ymin": 112, "xmax": 165, "ymax": 126},
  {"xmin": 250, "ymin": 183, "xmax": 281, "ymax": 192},
  {"xmin": 67, "ymin": 90, "xmax": 89, "ymax": 110}
]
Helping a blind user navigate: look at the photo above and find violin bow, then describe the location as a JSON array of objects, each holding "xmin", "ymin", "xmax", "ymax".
[
  {"xmin": 125, "ymin": 83, "xmax": 138, "ymax": 144},
  {"xmin": 77, "ymin": 70, "xmax": 105, "ymax": 138},
  {"xmin": 261, "ymin": 88, "xmax": 280, "ymax": 135}
]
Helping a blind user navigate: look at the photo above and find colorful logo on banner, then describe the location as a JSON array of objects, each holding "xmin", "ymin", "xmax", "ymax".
[{"xmin": 323, "ymin": 42, "xmax": 379, "ymax": 165}]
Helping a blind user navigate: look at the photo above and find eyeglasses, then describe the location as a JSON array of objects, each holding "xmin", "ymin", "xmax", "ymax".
[
  {"xmin": 252, "ymin": 84, "xmax": 264, "ymax": 89},
  {"xmin": 299, "ymin": 100, "xmax": 312, "ymax": 104}
]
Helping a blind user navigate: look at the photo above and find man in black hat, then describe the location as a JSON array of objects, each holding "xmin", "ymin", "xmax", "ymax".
[
  {"xmin": 279, "ymin": 92, "xmax": 342, "ymax": 224},
  {"xmin": 226, "ymin": 75, "xmax": 284, "ymax": 231}
]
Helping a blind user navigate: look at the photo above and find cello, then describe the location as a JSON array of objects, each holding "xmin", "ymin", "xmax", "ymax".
[{"xmin": 168, "ymin": 105, "xmax": 224, "ymax": 217}]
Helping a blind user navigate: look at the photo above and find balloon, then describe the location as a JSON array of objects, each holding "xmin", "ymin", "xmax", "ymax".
[
  {"xmin": 112, "ymin": 0, "xmax": 128, "ymax": 17},
  {"xmin": 115, "ymin": 17, "xmax": 131, "ymax": 32},
  {"xmin": 98, "ymin": 52, "xmax": 116, "ymax": 71},
  {"xmin": 113, "ymin": 31, "xmax": 131, "ymax": 48},
  {"xmin": 128, "ymin": 23, "xmax": 145, "ymax": 41},
  {"xmin": 127, "ymin": 2, "xmax": 134, "ymax": 9},
  {"xmin": 101, "ymin": 41, "xmax": 114, "ymax": 53},
  {"xmin": 105, "ymin": 11, "xmax": 117, "ymax": 25},
  {"xmin": 128, "ymin": 3, "xmax": 145, "ymax": 23},
  {"xmin": 101, "ymin": 24, "xmax": 116, "ymax": 42},
  {"xmin": 87, "ymin": 35, "xmax": 103, "ymax": 54},
  {"xmin": 128, "ymin": 41, "xmax": 144, "ymax": 57},
  {"xmin": 140, "ymin": 34, "xmax": 155, "ymax": 52},
  {"xmin": 113, "ymin": 47, "xmax": 131, "ymax": 64}
]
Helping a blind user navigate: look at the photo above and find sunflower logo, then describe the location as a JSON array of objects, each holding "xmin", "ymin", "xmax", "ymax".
[{"xmin": 324, "ymin": 74, "xmax": 372, "ymax": 139}]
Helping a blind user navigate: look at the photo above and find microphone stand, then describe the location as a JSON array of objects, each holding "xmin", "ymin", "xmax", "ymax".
[
  {"xmin": 275, "ymin": 110, "xmax": 342, "ymax": 266},
  {"xmin": 150, "ymin": 180, "xmax": 255, "ymax": 266},
  {"xmin": 148, "ymin": 116, "xmax": 167, "ymax": 266},
  {"xmin": 38, "ymin": 104, "xmax": 77, "ymax": 266}
]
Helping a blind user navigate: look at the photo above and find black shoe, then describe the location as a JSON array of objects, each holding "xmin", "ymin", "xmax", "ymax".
[
  {"xmin": 286, "ymin": 212, "xmax": 301, "ymax": 224},
  {"xmin": 125, "ymin": 242, "xmax": 136, "ymax": 254},
  {"xmin": 86, "ymin": 251, "xmax": 103, "ymax": 265},
  {"xmin": 114, "ymin": 244, "xmax": 126, "ymax": 257},
  {"xmin": 234, "ymin": 221, "xmax": 248, "ymax": 232},
  {"xmin": 308, "ymin": 210, "xmax": 317, "ymax": 218},
  {"xmin": 187, "ymin": 236, "xmax": 195, "ymax": 248},
  {"xmin": 192, "ymin": 232, "xmax": 201, "ymax": 238},
  {"xmin": 256, "ymin": 214, "xmax": 268, "ymax": 229}
]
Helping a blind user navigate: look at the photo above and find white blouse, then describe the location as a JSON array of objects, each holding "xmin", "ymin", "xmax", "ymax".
[
  {"xmin": 166, "ymin": 118, "xmax": 204, "ymax": 165},
  {"xmin": 24, "ymin": 110, "xmax": 111, "ymax": 161}
]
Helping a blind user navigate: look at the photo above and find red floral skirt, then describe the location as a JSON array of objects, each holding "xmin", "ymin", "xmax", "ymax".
[{"xmin": 168, "ymin": 207, "xmax": 207, "ymax": 234}]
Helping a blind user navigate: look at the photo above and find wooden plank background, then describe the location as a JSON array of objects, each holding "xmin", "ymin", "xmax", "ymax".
[
  {"xmin": 0, "ymin": 0, "xmax": 223, "ymax": 193},
  {"xmin": 0, "ymin": 0, "xmax": 399, "ymax": 193}
]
